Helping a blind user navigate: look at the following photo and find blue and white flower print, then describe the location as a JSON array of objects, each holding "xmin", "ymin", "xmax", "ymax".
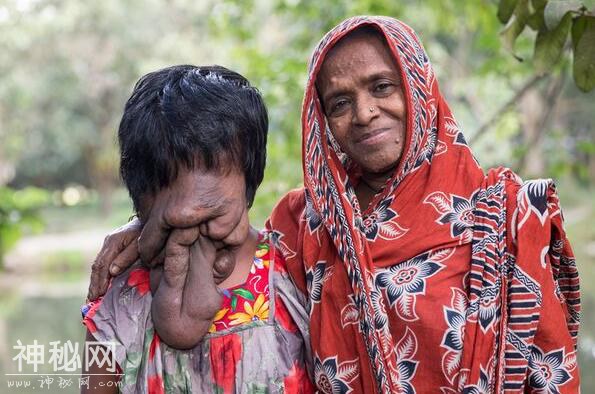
[
  {"xmin": 360, "ymin": 196, "xmax": 408, "ymax": 241},
  {"xmin": 441, "ymin": 288, "xmax": 468, "ymax": 385},
  {"xmin": 478, "ymin": 285, "xmax": 500, "ymax": 333},
  {"xmin": 370, "ymin": 288, "xmax": 389, "ymax": 331},
  {"xmin": 444, "ymin": 116, "xmax": 469, "ymax": 147},
  {"xmin": 389, "ymin": 327, "xmax": 419, "ymax": 394},
  {"xmin": 340, "ymin": 294, "xmax": 360, "ymax": 330},
  {"xmin": 313, "ymin": 355, "xmax": 358, "ymax": 394},
  {"xmin": 528, "ymin": 346, "xmax": 575, "ymax": 393},
  {"xmin": 460, "ymin": 367, "xmax": 490, "ymax": 394},
  {"xmin": 424, "ymin": 191, "xmax": 478, "ymax": 243},
  {"xmin": 305, "ymin": 190, "xmax": 323, "ymax": 234},
  {"xmin": 306, "ymin": 260, "xmax": 328, "ymax": 309},
  {"xmin": 516, "ymin": 179, "xmax": 552, "ymax": 228},
  {"xmin": 269, "ymin": 230, "xmax": 296, "ymax": 260},
  {"xmin": 375, "ymin": 249, "xmax": 451, "ymax": 321}
]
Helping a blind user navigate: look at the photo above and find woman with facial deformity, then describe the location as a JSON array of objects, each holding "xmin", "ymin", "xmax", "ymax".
[
  {"xmin": 87, "ymin": 16, "xmax": 580, "ymax": 393},
  {"xmin": 81, "ymin": 65, "xmax": 313, "ymax": 393}
]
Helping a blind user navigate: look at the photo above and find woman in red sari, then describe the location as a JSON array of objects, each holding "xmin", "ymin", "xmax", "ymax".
[
  {"xmin": 88, "ymin": 16, "xmax": 580, "ymax": 393},
  {"xmin": 264, "ymin": 16, "xmax": 580, "ymax": 393}
]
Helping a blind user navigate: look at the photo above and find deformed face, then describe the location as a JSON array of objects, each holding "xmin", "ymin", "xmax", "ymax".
[
  {"xmin": 316, "ymin": 31, "xmax": 407, "ymax": 178},
  {"xmin": 139, "ymin": 165, "xmax": 250, "ymax": 249}
]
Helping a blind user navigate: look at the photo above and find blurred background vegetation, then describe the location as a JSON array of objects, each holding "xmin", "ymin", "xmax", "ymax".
[{"xmin": 0, "ymin": 0, "xmax": 593, "ymax": 392}]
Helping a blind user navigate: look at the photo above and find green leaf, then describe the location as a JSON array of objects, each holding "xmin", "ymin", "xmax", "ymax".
[
  {"xmin": 571, "ymin": 13, "xmax": 589, "ymax": 48},
  {"xmin": 544, "ymin": 0, "xmax": 583, "ymax": 30},
  {"xmin": 231, "ymin": 295, "xmax": 238, "ymax": 311},
  {"xmin": 498, "ymin": 0, "xmax": 520, "ymax": 23},
  {"xmin": 232, "ymin": 288, "xmax": 255, "ymax": 301},
  {"xmin": 527, "ymin": 0, "xmax": 548, "ymax": 30},
  {"xmin": 501, "ymin": 0, "xmax": 531, "ymax": 55},
  {"xmin": 532, "ymin": 0, "xmax": 548, "ymax": 8},
  {"xmin": 534, "ymin": 11, "xmax": 573, "ymax": 73},
  {"xmin": 572, "ymin": 16, "xmax": 595, "ymax": 91}
]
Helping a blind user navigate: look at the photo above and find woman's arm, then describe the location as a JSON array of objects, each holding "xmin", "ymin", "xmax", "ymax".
[
  {"xmin": 151, "ymin": 228, "xmax": 222, "ymax": 349},
  {"xmin": 80, "ymin": 331, "xmax": 119, "ymax": 394}
]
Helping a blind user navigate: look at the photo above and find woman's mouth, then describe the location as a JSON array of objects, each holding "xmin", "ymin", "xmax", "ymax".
[{"xmin": 356, "ymin": 128, "xmax": 391, "ymax": 145}]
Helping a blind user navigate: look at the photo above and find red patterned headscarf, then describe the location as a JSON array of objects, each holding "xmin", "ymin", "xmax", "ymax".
[{"xmin": 268, "ymin": 16, "xmax": 580, "ymax": 393}]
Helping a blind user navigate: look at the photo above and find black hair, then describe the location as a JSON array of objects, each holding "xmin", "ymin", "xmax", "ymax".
[{"xmin": 118, "ymin": 65, "xmax": 268, "ymax": 211}]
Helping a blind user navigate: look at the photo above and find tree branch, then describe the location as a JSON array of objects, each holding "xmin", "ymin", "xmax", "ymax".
[
  {"xmin": 516, "ymin": 71, "xmax": 566, "ymax": 172},
  {"xmin": 469, "ymin": 74, "xmax": 546, "ymax": 145}
]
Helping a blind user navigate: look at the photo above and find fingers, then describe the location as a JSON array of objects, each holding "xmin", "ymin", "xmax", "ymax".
[
  {"xmin": 86, "ymin": 223, "xmax": 140, "ymax": 301},
  {"xmin": 138, "ymin": 212, "xmax": 170, "ymax": 265},
  {"xmin": 87, "ymin": 257, "xmax": 109, "ymax": 302},
  {"xmin": 147, "ymin": 248, "xmax": 165, "ymax": 269},
  {"xmin": 200, "ymin": 203, "xmax": 246, "ymax": 241},
  {"xmin": 149, "ymin": 265, "xmax": 163, "ymax": 294},
  {"xmin": 212, "ymin": 249, "xmax": 235, "ymax": 285},
  {"xmin": 109, "ymin": 239, "xmax": 139, "ymax": 276},
  {"xmin": 169, "ymin": 227, "xmax": 200, "ymax": 246}
]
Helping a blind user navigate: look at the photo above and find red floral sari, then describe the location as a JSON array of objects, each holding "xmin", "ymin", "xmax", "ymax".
[{"xmin": 267, "ymin": 16, "xmax": 580, "ymax": 393}]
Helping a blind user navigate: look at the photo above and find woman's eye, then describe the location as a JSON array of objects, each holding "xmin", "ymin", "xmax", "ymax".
[
  {"xmin": 374, "ymin": 82, "xmax": 393, "ymax": 93},
  {"xmin": 330, "ymin": 99, "xmax": 349, "ymax": 115}
]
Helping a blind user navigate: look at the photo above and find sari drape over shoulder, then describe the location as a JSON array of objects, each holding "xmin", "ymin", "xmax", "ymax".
[{"xmin": 267, "ymin": 16, "xmax": 580, "ymax": 394}]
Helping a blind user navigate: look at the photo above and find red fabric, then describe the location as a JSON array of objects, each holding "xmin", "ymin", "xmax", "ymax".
[
  {"xmin": 149, "ymin": 332, "xmax": 160, "ymax": 361},
  {"xmin": 284, "ymin": 362, "xmax": 315, "ymax": 394},
  {"xmin": 275, "ymin": 294, "xmax": 299, "ymax": 333},
  {"xmin": 209, "ymin": 333, "xmax": 243, "ymax": 393},
  {"xmin": 267, "ymin": 16, "xmax": 579, "ymax": 393},
  {"xmin": 147, "ymin": 374, "xmax": 164, "ymax": 394},
  {"xmin": 127, "ymin": 268, "xmax": 150, "ymax": 296}
]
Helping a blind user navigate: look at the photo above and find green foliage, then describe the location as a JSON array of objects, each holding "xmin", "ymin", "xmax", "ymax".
[
  {"xmin": 499, "ymin": 0, "xmax": 521, "ymax": 23},
  {"xmin": 534, "ymin": 11, "xmax": 573, "ymax": 73},
  {"xmin": 0, "ymin": 186, "xmax": 49, "ymax": 266},
  {"xmin": 497, "ymin": 0, "xmax": 595, "ymax": 91},
  {"xmin": 572, "ymin": 15, "xmax": 595, "ymax": 90},
  {"xmin": 500, "ymin": 0, "xmax": 530, "ymax": 56}
]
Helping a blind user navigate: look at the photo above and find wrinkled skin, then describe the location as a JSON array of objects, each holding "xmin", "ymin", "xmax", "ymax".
[
  {"xmin": 86, "ymin": 167, "xmax": 249, "ymax": 301},
  {"xmin": 317, "ymin": 31, "xmax": 407, "ymax": 208},
  {"xmin": 150, "ymin": 228, "xmax": 222, "ymax": 349},
  {"xmin": 87, "ymin": 166, "xmax": 255, "ymax": 349}
]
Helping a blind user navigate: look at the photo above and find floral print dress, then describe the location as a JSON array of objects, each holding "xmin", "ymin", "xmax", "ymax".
[{"xmin": 82, "ymin": 231, "xmax": 313, "ymax": 393}]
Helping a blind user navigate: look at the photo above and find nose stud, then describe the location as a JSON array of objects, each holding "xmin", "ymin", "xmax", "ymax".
[{"xmin": 369, "ymin": 106, "xmax": 375, "ymax": 113}]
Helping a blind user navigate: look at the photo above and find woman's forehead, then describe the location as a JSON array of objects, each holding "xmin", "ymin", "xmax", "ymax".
[{"xmin": 315, "ymin": 32, "xmax": 399, "ymax": 94}]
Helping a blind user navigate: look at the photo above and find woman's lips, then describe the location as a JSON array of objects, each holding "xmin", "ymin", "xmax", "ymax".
[{"xmin": 356, "ymin": 127, "xmax": 391, "ymax": 145}]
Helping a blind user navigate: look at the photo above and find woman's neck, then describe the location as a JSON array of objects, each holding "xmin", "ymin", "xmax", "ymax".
[{"xmin": 356, "ymin": 168, "xmax": 395, "ymax": 209}]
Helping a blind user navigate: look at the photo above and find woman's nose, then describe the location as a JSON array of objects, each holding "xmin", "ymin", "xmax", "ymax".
[{"xmin": 352, "ymin": 97, "xmax": 378, "ymax": 125}]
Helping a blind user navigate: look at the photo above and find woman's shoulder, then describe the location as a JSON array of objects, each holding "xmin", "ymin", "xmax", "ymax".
[
  {"xmin": 270, "ymin": 188, "xmax": 307, "ymax": 218},
  {"xmin": 82, "ymin": 262, "xmax": 153, "ymax": 338}
]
